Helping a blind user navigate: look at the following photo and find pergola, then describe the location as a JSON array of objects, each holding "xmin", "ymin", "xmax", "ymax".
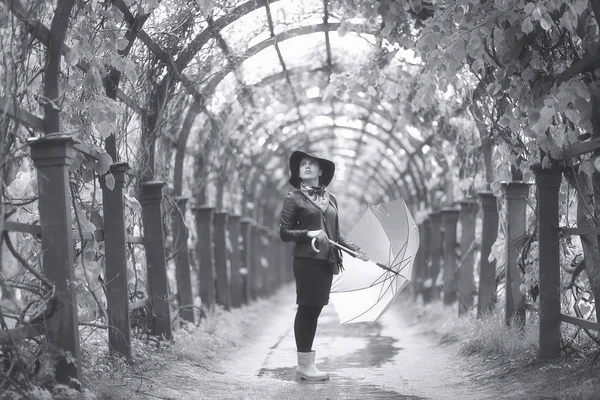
[{"xmin": 151, "ymin": 0, "xmax": 441, "ymax": 224}]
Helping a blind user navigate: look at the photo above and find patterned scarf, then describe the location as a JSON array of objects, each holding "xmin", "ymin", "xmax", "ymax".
[{"xmin": 300, "ymin": 182, "xmax": 330, "ymax": 210}]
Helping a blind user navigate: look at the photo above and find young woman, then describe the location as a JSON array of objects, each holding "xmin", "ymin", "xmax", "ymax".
[{"xmin": 279, "ymin": 150, "xmax": 367, "ymax": 381}]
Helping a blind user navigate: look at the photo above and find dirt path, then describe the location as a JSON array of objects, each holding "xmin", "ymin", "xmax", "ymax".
[{"xmin": 93, "ymin": 286, "xmax": 512, "ymax": 400}]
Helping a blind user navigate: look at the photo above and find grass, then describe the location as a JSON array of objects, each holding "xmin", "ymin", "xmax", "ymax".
[{"xmin": 401, "ymin": 296, "xmax": 600, "ymax": 400}]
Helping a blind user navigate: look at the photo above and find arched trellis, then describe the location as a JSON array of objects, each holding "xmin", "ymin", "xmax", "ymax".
[
  {"xmin": 244, "ymin": 141, "xmax": 415, "ymax": 219},
  {"xmin": 241, "ymin": 121, "xmax": 431, "ymax": 204},
  {"xmin": 248, "ymin": 152, "xmax": 407, "ymax": 210},
  {"xmin": 249, "ymin": 161, "xmax": 405, "ymax": 228},
  {"xmin": 246, "ymin": 131, "xmax": 416, "ymax": 202},
  {"xmin": 171, "ymin": 21, "xmax": 420, "ymax": 195}
]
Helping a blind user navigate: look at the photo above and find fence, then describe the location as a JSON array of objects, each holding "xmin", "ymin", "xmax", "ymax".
[
  {"xmin": 412, "ymin": 142, "xmax": 600, "ymax": 360},
  {"xmin": 0, "ymin": 136, "xmax": 294, "ymax": 384}
]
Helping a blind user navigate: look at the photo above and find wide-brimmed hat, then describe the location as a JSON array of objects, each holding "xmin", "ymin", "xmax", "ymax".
[{"xmin": 288, "ymin": 150, "xmax": 335, "ymax": 188}]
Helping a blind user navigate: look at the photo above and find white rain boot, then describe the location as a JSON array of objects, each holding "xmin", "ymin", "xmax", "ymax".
[{"xmin": 296, "ymin": 351, "xmax": 329, "ymax": 381}]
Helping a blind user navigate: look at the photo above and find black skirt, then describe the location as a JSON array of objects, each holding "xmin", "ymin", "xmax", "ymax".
[{"xmin": 293, "ymin": 257, "xmax": 333, "ymax": 306}]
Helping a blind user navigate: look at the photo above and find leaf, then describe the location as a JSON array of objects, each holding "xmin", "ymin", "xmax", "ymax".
[
  {"xmin": 520, "ymin": 284, "xmax": 528, "ymax": 295},
  {"xmin": 116, "ymin": 38, "xmax": 129, "ymax": 51},
  {"xmin": 540, "ymin": 14, "xmax": 553, "ymax": 31},
  {"xmin": 105, "ymin": 173, "xmax": 116, "ymax": 191},
  {"xmin": 522, "ymin": 17, "xmax": 534, "ymax": 34},
  {"xmin": 95, "ymin": 153, "xmax": 113, "ymax": 176}
]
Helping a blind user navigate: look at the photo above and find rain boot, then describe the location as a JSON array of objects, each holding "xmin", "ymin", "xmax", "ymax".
[{"xmin": 296, "ymin": 351, "xmax": 329, "ymax": 381}]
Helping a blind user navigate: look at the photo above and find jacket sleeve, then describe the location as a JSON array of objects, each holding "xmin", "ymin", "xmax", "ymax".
[
  {"xmin": 331, "ymin": 194, "xmax": 365, "ymax": 257},
  {"xmin": 280, "ymin": 193, "xmax": 310, "ymax": 243}
]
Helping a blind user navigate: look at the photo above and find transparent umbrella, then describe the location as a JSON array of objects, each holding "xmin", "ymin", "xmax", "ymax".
[{"xmin": 328, "ymin": 198, "xmax": 420, "ymax": 324}]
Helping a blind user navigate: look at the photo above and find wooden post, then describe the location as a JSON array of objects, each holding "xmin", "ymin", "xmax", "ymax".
[
  {"xmin": 193, "ymin": 206, "xmax": 216, "ymax": 310},
  {"xmin": 172, "ymin": 197, "xmax": 194, "ymax": 323},
  {"xmin": 413, "ymin": 220, "xmax": 430, "ymax": 301},
  {"xmin": 30, "ymin": 135, "xmax": 82, "ymax": 384},
  {"xmin": 240, "ymin": 218, "xmax": 253, "ymax": 304},
  {"xmin": 139, "ymin": 181, "xmax": 172, "ymax": 340},
  {"xmin": 214, "ymin": 212, "xmax": 231, "ymax": 310},
  {"xmin": 504, "ymin": 181, "xmax": 529, "ymax": 329},
  {"xmin": 100, "ymin": 162, "xmax": 132, "ymax": 358},
  {"xmin": 458, "ymin": 201, "xmax": 477, "ymax": 315},
  {"xmin": 532, "ymin": 164, "xmax": 562, "ymax": 359},
  {"xmin": 477, "ymin": 191, "xmax": 499, "ymax": 318},
  {"xmin": 251, "ymin": 225, "xmax": 262, "ymax": 299},
  {"xmin": 441, "ymin": 208, "xmax": 460, "ymax": 306},
  {"xmin": 424, "ymin": 212, "xmax": 443, "ymax": 303},
  {"xmin": 228, "ymin": 215, "xmax": 243, "ymax": 308},
  {"xmin": 271, "ymin": 231, "xmax": 281, "ymax": 293}
]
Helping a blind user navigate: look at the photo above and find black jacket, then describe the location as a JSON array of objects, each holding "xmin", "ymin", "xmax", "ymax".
[{"xmin": 279, "ymin": 189, "xmax": 360, "ymax": 261}]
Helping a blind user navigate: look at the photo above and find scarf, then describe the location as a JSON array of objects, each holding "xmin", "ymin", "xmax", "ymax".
[{"xmin": 300, "ymin": 182, "xmax": 329, "ymax": 210}]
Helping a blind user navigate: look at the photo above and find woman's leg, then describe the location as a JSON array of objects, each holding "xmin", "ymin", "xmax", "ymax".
[
  {"xmin": 307, "ymin": 306, "xmax": 323, "ymax": 351},
  {"xmin": 294, "ymin": 305, "xmax": 323, "ymax": 352}
]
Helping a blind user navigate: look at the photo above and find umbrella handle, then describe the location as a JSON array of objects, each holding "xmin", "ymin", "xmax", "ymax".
[
  {"xmin": 311, "ymin": 237, "xmax": 321, "ymax": 253},
  {"xmin": 312, "ymin": 238, "xmax": 402, "ymax": 277},
  {"xmin": 310, "ymin": 237, "xmax": 361, "ymax": 257}
]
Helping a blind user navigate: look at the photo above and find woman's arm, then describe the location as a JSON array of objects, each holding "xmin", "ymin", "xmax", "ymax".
[{"xmin": 279, "ymin": 193, "xmax": 309, "ymax": 242}]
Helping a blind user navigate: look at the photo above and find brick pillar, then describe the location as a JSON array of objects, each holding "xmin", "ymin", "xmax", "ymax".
[
  {"xmin": 477, "ymin": 191, "xmax": 499, "ymax": 318},
  {"xmin": 532, "ymin": 165, "xmax": 562, "ymax": 359},
  {"xmin": 172, "ymin": 197, "xmax": 194, "ymax": 323},
  {"xmin": 193, "ymin": 206, "xmax": 216, "ymax": 310},
  {"xmin": 458, "ymin": 201, "xmax": 477, "ymax": 315},
  {"xmin": 228, "ymin": 215, "xmax": 243, "ymax": 308},
  {"xmin": 214, "ymin": 212, "xmax": 231, "ymax": 309},
  {"xmin": 504, "ymin": 182, "xmax": 530, "ymax": 329},
  {"xmin": 100, "ymin": 162, "xmax": 132, "ymax": 358},
  {"xmin": 140, "ymin": 181, "xmax": 172, "ymax": 340},
  {"xmin": 30, "ymin": 135, "xmax": 82, "ymax": 383},
  {"xmin": 441, "ymin": 208, "xmax": 460, "ymax": 305}
]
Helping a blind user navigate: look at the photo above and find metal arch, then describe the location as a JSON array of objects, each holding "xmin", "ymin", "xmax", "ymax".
[
  {"xmin": 246, "ymin": 139, "xmax": 407, "ymax": 202},
  {"xmin": 251, "ymin": 160, "xmax": 408, "ymax": 228},
  {"xmin": 250, "ymin": 122, "xmax": 427, "ymax": 201},
  {"xmin": 246, "ymin": 100, "xmax": 430, "ymax": 187},
  {"xmin": 281, "ymin": 125, "xmax": 424, "ymax": 199},
  {"xmin": 250, "ymin": 162, "xmax": 405, "ymax": 223},
  {"xmin": 246, "ymin": 143, "xmax": 412, "ymax": 205}
]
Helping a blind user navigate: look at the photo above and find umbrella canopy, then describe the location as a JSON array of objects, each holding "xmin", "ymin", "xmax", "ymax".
[{"xmin": 330, "ymin": 198, "xmax": 420, "ymax": 324}]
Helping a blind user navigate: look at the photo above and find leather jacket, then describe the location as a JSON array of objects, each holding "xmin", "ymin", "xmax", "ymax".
[{"xmin": 279, "ymin": 189, "xmax": 361, "ymax": 261}]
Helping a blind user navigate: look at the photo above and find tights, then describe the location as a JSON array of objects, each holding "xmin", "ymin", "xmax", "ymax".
[{"xmin": 294, "ymin": 305, "xmax": 324, "ymax": 352}]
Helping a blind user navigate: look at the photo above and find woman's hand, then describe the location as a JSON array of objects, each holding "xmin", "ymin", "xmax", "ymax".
[{"xmin": 307, "ymin": 229, "xmax": 329, "ymax": 244}]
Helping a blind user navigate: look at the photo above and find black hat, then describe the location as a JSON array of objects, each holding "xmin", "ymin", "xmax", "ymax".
[{"xmin": 288, "ymin": 150, "xmax": 335, "ymax": 188}]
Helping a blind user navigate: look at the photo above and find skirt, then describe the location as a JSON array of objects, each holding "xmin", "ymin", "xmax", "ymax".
[{"xmin": 293, "ymin": 257, "xmax": 333, "ymax": 306}]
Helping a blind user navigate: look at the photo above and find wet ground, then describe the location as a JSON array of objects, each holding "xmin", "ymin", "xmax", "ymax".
[{"xmin": 94, "ymin": 286, "xmax": 504, "ymax": 400}]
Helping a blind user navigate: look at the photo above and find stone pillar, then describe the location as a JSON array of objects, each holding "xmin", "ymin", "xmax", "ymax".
[
  {"xmin": 140, "ymin": 181, "xmax": 172, "ymax": 340},
  {"xmin": 214, "ymin": 212, "xmax": 231, "ymax": 310},
  {"xmin": 193, "ymin": 206, "xmax": 216, "ymax": 310},
  {"xmin": 424, "ymin": 212, "xmax": 443, "ymax": 303},
  {"xmin": 100, "ymin": 162, "xmax": 132, "ymax": 358},
  {"xmin": 477, "ymin": 191, "xmax": 499, "ymax": 318},
  {"xmin": 228, "ymin": 215, "xmax": 243, "ymax": 308},
  {"xmin": 458, "ymin": 201, "xmax": 477, "ymax": 315},
  {"xmin": 240, "ymin": 218, "xmax": 253, "ymax": 304},
  {"xmin": 30, "ymin": 135, "xmax": 82, "ymax": 383},
  {"xmin": 441, "ymin": 208, "xmax": 460, "ymax": 305},
  {"xmin": 504, "ymin": 181, "xmax": 530, "ymax": 329},
  {"xmin": 532, "ymin": 165, "xmax": 562, "ymax": 359},
  {"xmin": 172, "ymin": 197, "xmax": 194, "ymax": 323}
]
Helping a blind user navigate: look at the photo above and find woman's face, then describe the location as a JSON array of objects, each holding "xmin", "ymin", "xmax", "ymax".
[{"xmin": 299, "ymin": 157, "xmax": 322, "ymax": 183}]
